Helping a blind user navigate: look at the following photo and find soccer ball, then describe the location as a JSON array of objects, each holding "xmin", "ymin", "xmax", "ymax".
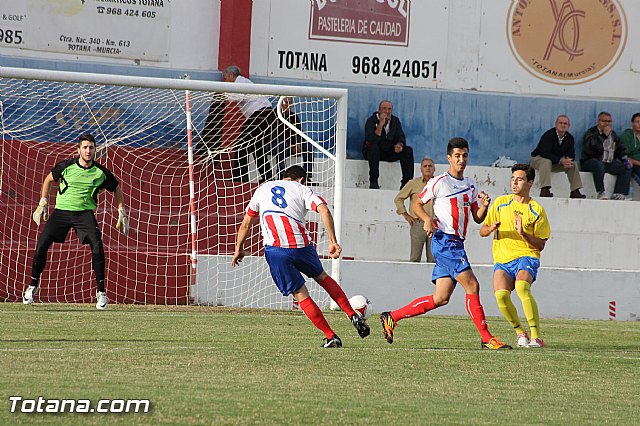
[{"xmin": 349, "ymin": 295, "xmax": 372, "ymax": 319}]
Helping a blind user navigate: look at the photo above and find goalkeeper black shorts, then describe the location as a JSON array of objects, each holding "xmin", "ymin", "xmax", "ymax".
[{"xmin": 39, "ymin": 209, "xmax": 103, "ymax": 246}]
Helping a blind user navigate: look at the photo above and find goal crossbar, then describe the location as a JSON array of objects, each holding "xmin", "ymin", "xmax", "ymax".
[{"xmin": 0, "ymin": 66, "xmax": 347, "ymax": 99}]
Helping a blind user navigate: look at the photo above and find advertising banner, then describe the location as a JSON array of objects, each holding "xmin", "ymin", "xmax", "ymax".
[
  {"xmin": 506, "ymin": 0, "xmax": 626, "ymax": 85},
  {"xmin": 309, "ymin": 0, "xmax": 410, "ymax": 46},
  {"xmin": 475, "ymin": 0, "xmax": 638, "ymax": 99},
  {"xmin": 254, "ymin": 0, "xmax": 446, "ymax": 88},
  {"xmin": 0, "ymin": 0, "xmax": 171, "ymax": 62},
  {"xmin": 252, "ymin": 0, "xmax": 640, "ymax": 100}
]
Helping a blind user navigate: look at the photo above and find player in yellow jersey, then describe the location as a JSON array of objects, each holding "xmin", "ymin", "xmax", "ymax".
[{"xmin": 480, "ymin": 164, "xmax": 550, "ymax": 348}]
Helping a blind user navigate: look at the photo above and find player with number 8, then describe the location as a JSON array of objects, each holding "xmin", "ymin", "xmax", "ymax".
[{"xmin": 232, "ymin": 165, "xmax": 370, "ymax": 347}]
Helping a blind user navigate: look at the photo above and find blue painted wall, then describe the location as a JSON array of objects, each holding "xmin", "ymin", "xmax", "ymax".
[
  {"xmin": 254, "ymin": 76, "xmax": 640, "ymax": 166},
  {"xmin": 3, "ymin": 56, "xmax": 638, "ymax": 166}
]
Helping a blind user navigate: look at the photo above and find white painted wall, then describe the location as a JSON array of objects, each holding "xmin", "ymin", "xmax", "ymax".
[
  {"xmin": 339, "ymin": 261, "xmax": 640, "ymax": 321},
  {"xmin": 251, "ymin": 0, "xmax": 640, "ymax": 99},
  {"xmin": 0, "ymin": 0, "xmax": 220, "ymax": 71},
  {"xmin": 345, "ymin": 159, "xmax": 640, "ymax": 200},
  {"xmin": 192, "ymin": 161, "xmax": 640, "ymax": 321},
  {"xmin": 341, "ymin": 160, "xmax": 640, "ymax": 270},
  {"xmin": 193, "ymin": 256, "xmax": 640, "ymax": 321}
]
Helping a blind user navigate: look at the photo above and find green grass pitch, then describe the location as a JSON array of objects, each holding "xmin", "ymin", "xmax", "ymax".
[{"xmin": 1, "ymin": 303, "xmax": 639, "ymax": 425}]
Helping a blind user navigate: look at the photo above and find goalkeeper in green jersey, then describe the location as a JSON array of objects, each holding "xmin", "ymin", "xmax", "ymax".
[{"xmin": 23, "ymin": 133, "xmax": 129, "ymax": 310}]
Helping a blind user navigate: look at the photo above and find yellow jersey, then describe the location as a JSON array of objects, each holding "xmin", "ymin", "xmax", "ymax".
[{"xmin": 484, "ymin": 194, "xmax": 550, "ymax": 264}]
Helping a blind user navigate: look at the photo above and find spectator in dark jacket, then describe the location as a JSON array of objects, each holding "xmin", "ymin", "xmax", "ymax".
[
  {"xmin": 530, "ymin": 115, "xmax": 585, "ymax": 198},
  {"xmin": 362, "ymin": 100, "xmax": 414, "ymax": 189},
  {"xmin": 580, "ymin": 112, "xmax": 631, "ymax": 200},
  {"xmin": 619, "ymin": 113, "xmax": 640, "ymax": 187}
]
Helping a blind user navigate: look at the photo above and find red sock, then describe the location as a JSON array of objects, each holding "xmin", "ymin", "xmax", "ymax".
[
  {"xmin": 465, "ymin": 294, "xmax": 492, "ymax": 342},
  {"xmin": 391, "ymin": 296, "xmax": 437, "ymax": 321},
  {"xmin": 299, "ymin": 297, "xmax": 334, "ymax": 339},
  {"xmin": 319, "ymin": 276, "xmax": 356, "ymax": 318}
]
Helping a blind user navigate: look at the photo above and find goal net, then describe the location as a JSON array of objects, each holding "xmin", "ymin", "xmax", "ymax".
[{"xmin": 0, "ymin": 67, "xmax": 347, "ymax": 309}]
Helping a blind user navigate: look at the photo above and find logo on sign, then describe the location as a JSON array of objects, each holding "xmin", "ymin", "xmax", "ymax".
[
  {"xmin": 507, "ymin": 0, "xmax": 627, "ymax": 84},
  {"xmin": 309, "ymin": 0, "xmax": 410, "ymax": 46}
]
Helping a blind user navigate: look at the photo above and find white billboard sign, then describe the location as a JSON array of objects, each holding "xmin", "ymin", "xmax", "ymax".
[
  {"xmin": 0, "ymin": 0, "xmax": 171, "ymax": 62},
  {"xmin": 252, "ymin": 0, "xmax": 640, "ymax": 100},
  {"xmin": 475, "ymin": 0, "xmax": 639, "ymax": 99},
  {"xmin": 252, "ymin": 0, "xmax": 447, "ymax": 88}
]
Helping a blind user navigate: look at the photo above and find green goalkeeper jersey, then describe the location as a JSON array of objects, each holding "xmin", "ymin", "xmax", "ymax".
[{"xmin": 51, "ymin": 158, "xmax": 119, "ymax": 211}]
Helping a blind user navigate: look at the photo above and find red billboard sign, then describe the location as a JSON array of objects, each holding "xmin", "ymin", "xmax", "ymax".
[{"xmin": 309, "ymin": 0, "xmax": 410, "ymax": 46}]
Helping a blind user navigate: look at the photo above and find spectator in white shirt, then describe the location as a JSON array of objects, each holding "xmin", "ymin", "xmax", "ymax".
[{"xmin": 223, "ymin": 65, "xmax": 276, "ymax": 183}]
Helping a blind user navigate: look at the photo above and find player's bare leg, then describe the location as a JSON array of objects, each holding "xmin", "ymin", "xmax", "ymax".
[
  {"xmin": 380, "ymin": 278, "xmax": 453, "ymax": 344},
  {"xmin": 432, "ymin": 277, "xmax": 456, "ymax": 307}
]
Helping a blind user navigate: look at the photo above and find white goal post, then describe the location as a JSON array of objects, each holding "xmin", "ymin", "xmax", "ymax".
[{"xmin": 0, "ymin": 66, "xmax": 347, "ymax": 309}]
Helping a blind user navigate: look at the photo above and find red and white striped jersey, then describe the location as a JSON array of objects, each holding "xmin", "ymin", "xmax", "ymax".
[
  {"xmin": 418, "ymin": 172, "xmax": 479, "ymax": 239},
  {"xmin": 246, "ymin": 180, "xmax": 326, "ymax": 248}
]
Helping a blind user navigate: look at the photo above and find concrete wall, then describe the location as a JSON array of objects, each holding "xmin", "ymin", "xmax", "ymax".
[
  {"xmin": 339, "ymin": 261, "xmax": 640, "ymax": 322},
  {"xmin": 3, "ymin": 1, "xmax": 639, "ymax": 167},
  {"xmin": 250, "ymin": 76, "xmax": 640, "ymax": 167},
  {"xmin": 192, "ymin": 161, "xmax": 640, "ymax": 321},
  {"xmin": 193, "ymin": 256, "xmax": 640, "ymax": 321},
  {"xmin": 341, "ymin": 160, "xmax": 640, "ymax": 269}
]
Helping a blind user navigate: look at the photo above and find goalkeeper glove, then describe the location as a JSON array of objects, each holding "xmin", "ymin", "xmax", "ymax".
[
  {"xmin": 116, "ymin": 207, "xmax": 130, "ymax": 236},
  {"xmin": 32, "ymin": 198, "xmax": 48, "ymax": 226}
]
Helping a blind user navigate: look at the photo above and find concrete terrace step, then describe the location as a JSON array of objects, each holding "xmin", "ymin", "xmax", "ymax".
[
  {"xmin": 342, "ymin": 187, "xmax": 640, "ymax": 233},
  {"xmin": 341, "ymin": 196, "xmax": 640, "ymax": 270},
  {"xmin": 339, "ymin": 184, "xmax": 640, "ymax": 271},
  {"xmin": 345, "ymin": 159, "xmax": 640, "ymax": 201}
]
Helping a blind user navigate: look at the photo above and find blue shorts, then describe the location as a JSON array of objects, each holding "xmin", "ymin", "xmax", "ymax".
[
  {"xmin": 431, "ymin": 231, "xmax": 471, "ymax": 284},
  {"xmin": 494, "ymin": 256, "xmax": 540, "ymax": 282},
  {"xmin": 264, "ymin": 245, "xmax": 324, "ymax": 296}
]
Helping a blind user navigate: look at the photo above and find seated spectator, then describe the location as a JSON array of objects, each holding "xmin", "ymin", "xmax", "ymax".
[
  {"xmin": 362, "ymin": 100, "xmax": 414, "ymax": 189},
  {"xmin": 620, "ymin": 113, "xmax": 640, "ymax": 187},
  {"xmin": 530, "ymin": 115, "xmax": 585, "ymax": 198},
  {"xmin": 394, "ymin": 157, "xmax": 436, "ymax": 262},
  {"xmin": 580, "ymin": 112, "xmax": 631, "ymax": 200},
  {"xmin": 272, "ymin": 97, "xmax": 314, "ymax": 184},
  {"xmin": 223, "ymin": 65, "xmax": 275, "ymax": 183}
]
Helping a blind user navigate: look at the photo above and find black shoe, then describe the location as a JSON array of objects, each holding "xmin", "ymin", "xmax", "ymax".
[
  {"xmin": 569, "ymin": 189, "xmax": 586, "ymax": 199},
  {"xmin": 369, "ymin": 181, "xmax": 380, "ymax": 189},
  {"xmin": 539, "ymin": 187, "xmax": 553, "ymax": 197},
  {"xmin": 351, "ymin": 314, "xmax": 371, "ymax": 338},
  {"xmin": 322, "ymin": 334, "xmax": 343, "ymax": 348}
]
